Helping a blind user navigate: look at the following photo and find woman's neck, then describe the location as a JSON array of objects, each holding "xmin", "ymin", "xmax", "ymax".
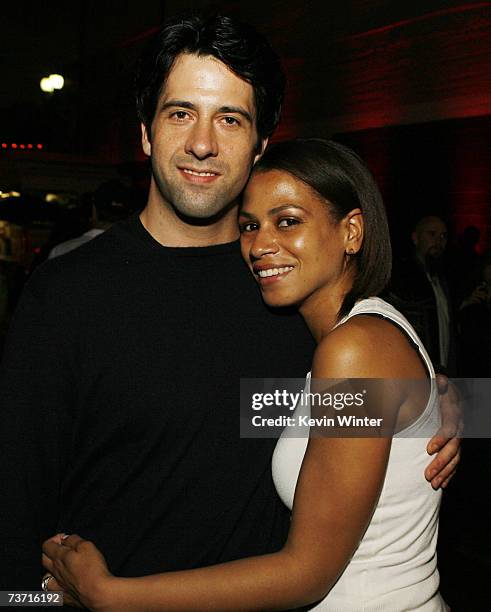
[{"xmin": 299, "ymin": 280, "xmax": 352, "ymax": 344}]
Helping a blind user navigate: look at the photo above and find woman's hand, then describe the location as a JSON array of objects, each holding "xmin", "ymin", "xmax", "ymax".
[
  {"xmin": 42, "ymin": 571, "xmax": 83, "ymax": 609},
  {"xmin": 42, "ymin": 534, "xmax": 116, "ymax": 611}
]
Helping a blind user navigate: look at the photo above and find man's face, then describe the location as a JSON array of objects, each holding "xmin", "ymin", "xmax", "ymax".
[
  {"xmin": 412, "ymin": 217, "xmax": 448, "ymax": 259},
  {"xmin": 142, "ymin": 53, "xmax": 267, "ymax": 219}
]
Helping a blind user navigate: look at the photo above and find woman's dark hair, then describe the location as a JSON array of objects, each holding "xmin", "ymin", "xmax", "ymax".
[
  {"xmin": 135, "ymin": 14, "xmax": 285, "ymax": 142},
  {"xmin": 253, "ymin": 139, "xmax": 392, "ymax": 318}
]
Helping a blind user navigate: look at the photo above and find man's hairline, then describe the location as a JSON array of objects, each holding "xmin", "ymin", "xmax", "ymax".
[{"xmin": 144, "ymin": 51, "xmax": 267, "ymax": 146}]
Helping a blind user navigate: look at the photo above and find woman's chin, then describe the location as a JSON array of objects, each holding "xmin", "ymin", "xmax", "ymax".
[{"xmin": 261, "ymin": 291, "xmax": 299, "ymax": 310}]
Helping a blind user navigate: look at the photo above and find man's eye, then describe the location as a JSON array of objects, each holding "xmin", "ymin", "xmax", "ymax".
[
  {"xmin": 222, "ymin": 116, "xmax": 240, "ymax": 126},
  {"xmin": 171, "ymin": 111, "xmax": 189, "ymax": 120},
  {"xmin": 240, "ymin": 222, "xmax": 258, "ymax": 233},
  {"xmin": 278, "ymin": 218, "xmax": 299, "ymax": 228}
]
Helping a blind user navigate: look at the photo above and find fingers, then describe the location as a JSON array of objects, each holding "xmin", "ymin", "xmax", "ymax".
[
  {"xmin": 43, "ymin": 572, "xmax": 83, "ymax": 608},
  {"xmin": 42, "ymin": 539, "xmax": 65, "ymax": 561},
  {"xmin": 429, "ymin": 378, "xmax": 464, "ymax": 455},
  {"xmin": 44, "ymin": 573, "xmax": 63, "ymax": 592},
  {"xmin": 42, "ymin": 534, "xmax": 85, "ymax": 560},
  {"xmin": 440, "ymin": 472, "xmax": 455, "ymax": 489},
  {"xmin": 45, "ymin": 533, "xmax": 65, "ymax": 546},
  {"xmin": 427, "ymin": 428, "xmax": 457, "ymax": 455},
  {"xmin": 425, "ymin": 441, "xmax": 461, "ymax": 489},
  {"xmin": 58, "ymin": 534, "xmax": 85, "ymax": 550},
  {"xmin": 436, "ymin": 373, "xmax": 448, "ymax": 395},
  {"xmin": 436, "ymin": 448, "xmax": 460, "ymax": 487},
  {"xmin": 442, "ymin": 380, "xmax": 463, "ymax": 418},
  {"xmin": 425, "ymin": 436, "xmax": 459, "ymax": 476},
  {"xmin": 437, "ymin": 376, "xmax": 462, "ymax": 415},
  {"xmin": 42, "ymin": 552, "xmax": 54, "ymax": 573}
]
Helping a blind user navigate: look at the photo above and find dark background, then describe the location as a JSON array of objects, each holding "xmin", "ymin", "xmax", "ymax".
[
  {"xmin": 1, "ymin": 0, "xmax": 490, "ymax": 251},
  {"xmin": 1, "ymin": 2, "xmax": 490, "ymax": 610}
]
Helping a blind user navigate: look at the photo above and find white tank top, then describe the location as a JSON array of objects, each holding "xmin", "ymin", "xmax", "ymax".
[{"xmin": 272, "ymin": 297, "xmax": 447, "ymax": 611}]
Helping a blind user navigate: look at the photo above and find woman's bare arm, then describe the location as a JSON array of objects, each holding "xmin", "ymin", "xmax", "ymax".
[{"xmin": 43, "ymin": 317, "xmax": 420, "ymax": 612}]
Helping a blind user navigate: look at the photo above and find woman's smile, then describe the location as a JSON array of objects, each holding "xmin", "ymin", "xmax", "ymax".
[
  {"xmin": 253, "ymin": 263, "xmax": 295, "ymax": 285},
  {"xmin": 240, "ymin": 169, "xmax": 349, "ymax": 309}
]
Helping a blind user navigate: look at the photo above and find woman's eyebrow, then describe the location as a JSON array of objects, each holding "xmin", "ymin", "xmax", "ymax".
[
  {"xmin": 240, "ymin": 205, "xmax": 310, "ymax": 218},
  {"xmin": 269, "ymin": 204, "xmax": 309, "ymax": 215},
  {"xmin": 238, "ymin": 210, "xmax": 256, "ymax": 219}
]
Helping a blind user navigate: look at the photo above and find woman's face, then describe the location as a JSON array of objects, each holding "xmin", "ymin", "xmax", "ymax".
[{"xmin": 240, "ymin": 169, "xmax": 358, "ymax": 309}]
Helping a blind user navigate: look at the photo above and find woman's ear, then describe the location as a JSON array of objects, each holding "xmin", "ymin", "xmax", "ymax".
[{"xmin": 344, "ymin": 208, "xmax": 364, "ymax": 256}]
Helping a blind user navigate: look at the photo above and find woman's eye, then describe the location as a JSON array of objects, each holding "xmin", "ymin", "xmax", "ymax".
[
  {"xmin": 278, "ymin": 218, "xmax": 299, "ymax": 228},
  {"xmin": 240, "ymin": 222, "xmax": 258, "ymax": 233}
]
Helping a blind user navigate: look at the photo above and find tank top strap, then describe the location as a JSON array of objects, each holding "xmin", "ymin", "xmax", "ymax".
[{"xmin": 334, "ymin": 297, "xmax": 436, "ymax": 379}]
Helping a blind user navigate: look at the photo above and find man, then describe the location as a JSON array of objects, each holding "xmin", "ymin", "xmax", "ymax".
[
  {"xmin": 0, "ymin": 15, "xmax": 458, "ymax": 592},
  {"xmin": 389, "ymin": 215, "xmax": 456, "ymax": 373}
]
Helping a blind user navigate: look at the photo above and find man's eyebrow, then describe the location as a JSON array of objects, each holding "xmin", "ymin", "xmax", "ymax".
[
  {"xmin": 159, "ymin": 100, "xmax": 196, "ymax": 112},
  {"xmin": 238, "ymin": 210, "xmax": 256, "ymax": 219}
]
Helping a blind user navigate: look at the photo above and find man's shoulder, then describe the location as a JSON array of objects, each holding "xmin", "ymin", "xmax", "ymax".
[
  {"xmin": 26, "ymin": 218, "xmax": 137, "ymax": 296},
  {"xmin": 48, "ymin": 229, "xmax": 105, "ymax": 259}
]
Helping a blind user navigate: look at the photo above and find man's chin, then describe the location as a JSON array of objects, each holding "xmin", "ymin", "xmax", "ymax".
[{"xmin": 172, "ymin": 199, "xmax": 237, "ymax": 225}]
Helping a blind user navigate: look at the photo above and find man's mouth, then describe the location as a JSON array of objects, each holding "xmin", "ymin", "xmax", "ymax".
[
  {"xmin": 182, "ymin": 169, "xmax": 218, "ymax": 177},
  {"xmin": 178, "ymin": 167, "xmax": 221, "ymax": 185}
]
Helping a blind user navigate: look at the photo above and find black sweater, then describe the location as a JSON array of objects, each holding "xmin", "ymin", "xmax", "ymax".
[{"xmin": 0, "ymin": 215, "xmax": 314, "ymax": 588}]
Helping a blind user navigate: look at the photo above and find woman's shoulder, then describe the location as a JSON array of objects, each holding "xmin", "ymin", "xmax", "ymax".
[{"xmin": 313, "ymin": 311, "xmax": 418, "ymax": 379}]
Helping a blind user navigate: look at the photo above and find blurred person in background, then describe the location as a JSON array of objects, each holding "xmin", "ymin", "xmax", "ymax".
[
  {"xmin": 49, "ymin": 181, "xmax": 131, "ymax": 259},
  {"xmin": 42, "ymin": 139, "xmax": 451, "ymax": 611},
  {"xmin": 0, "ymin": 13, "xmax": 460, "ymax": 597},
  {"xmin": 388, "ymin": 215, "xmax": 457, "ymax": 375}
]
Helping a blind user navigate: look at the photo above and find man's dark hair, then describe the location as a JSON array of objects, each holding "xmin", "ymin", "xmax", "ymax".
[
  {"xmin": 253, "ymin": 139, "xmax": 392, "ymax": 319},
  {"xmin": 135, "ymin": 14, "xmax": 285, "ymax": 142}
]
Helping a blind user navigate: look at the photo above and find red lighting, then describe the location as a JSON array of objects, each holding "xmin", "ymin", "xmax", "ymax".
[
  {"xmin": 3, "ymin": 142, "xmax": 44, "ymax": 150},
  {"xmin": 33, "ymin": 247, "xmax": 41, "ymax": 254}
]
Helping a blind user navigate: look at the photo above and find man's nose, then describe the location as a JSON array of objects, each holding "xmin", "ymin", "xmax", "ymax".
[
  {"xmin": 184, "ymin": 120, "xmax": 218, "ymax": 160},
  {"xmin": 436, "ymin": 234, "xmax": 447, "ymax": 248}
]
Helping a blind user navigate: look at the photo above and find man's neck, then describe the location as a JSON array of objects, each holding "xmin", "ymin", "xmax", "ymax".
[{"xmin": 140, "ymin": 195, "xmax": 240, "ymax": 248}]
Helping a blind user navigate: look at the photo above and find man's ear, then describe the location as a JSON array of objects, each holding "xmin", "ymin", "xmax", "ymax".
[
  {"xmin": 344, "ymin": 208, "xmax": 364, "ymax": 255},
  {"xmin": 141, "ymin": 123, "xmax": 151, "ymax": 157},
  {"xmin": 253, "ymin": 137, "xmax": 269, "ymax": 166}
]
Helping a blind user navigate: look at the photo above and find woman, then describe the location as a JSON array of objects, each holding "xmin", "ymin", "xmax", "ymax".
[{"xmin": 43, "ymin": 140, "xmax": 447, "ymax": 610}]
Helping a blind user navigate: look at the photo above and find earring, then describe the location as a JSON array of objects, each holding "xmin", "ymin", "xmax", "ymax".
[{"xmin": 346, "ymin": 248, "xmax": 355, "ymax": 255}]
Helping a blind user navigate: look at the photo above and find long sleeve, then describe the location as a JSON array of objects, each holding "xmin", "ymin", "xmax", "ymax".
[{"xmin": 0, "ymin": 272, "xmax": 74, "ymax": 589}]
